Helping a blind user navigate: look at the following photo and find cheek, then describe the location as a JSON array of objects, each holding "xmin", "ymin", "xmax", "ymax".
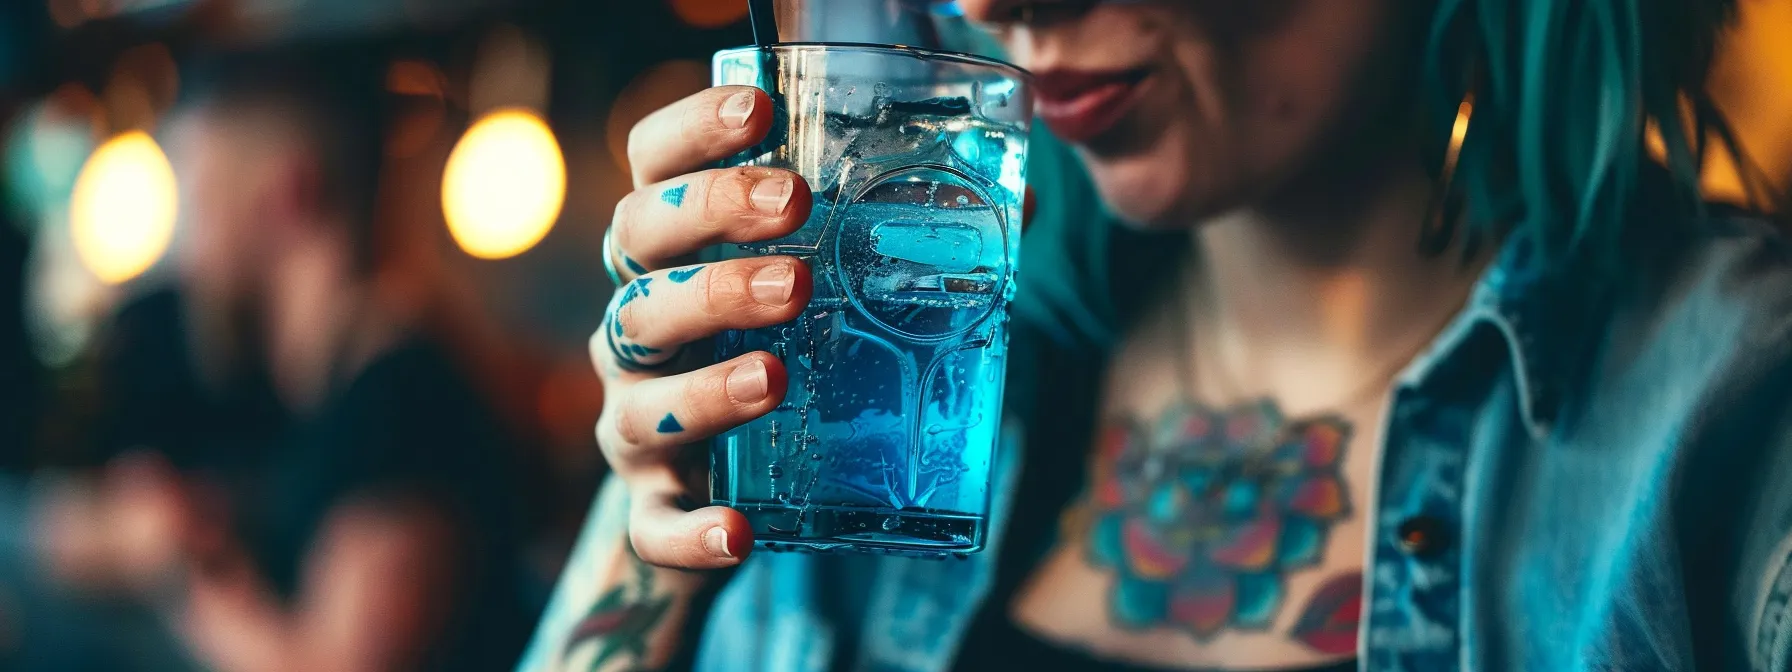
[{"xmin": 1225, "ymin": 4, "xmax": 1404, "ymax": 175}]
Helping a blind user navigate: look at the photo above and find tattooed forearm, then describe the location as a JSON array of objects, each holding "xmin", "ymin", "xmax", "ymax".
[
  {"xmin": 564, "ymin": 553, "xmax": 673, "ymax": 671},
  {"xmin": 516, "ymin": 478, "xmax": 692, "ymax": 672}
]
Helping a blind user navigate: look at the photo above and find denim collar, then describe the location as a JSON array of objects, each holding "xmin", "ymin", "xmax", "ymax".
[{"xmin": 1405, "ymin": 231, "xmax": 1612, "ymax": 440}]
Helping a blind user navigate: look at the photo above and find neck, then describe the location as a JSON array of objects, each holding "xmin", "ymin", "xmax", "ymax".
[
  {"xmin": 263, "ymin": 240, "xmax": 394, "ymax": 414},
  {"xmin": 1186, "ymin": 158, "xmax": 1489, "ymax": 413}
]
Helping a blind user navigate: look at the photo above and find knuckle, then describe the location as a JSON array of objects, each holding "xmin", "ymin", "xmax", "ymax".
[
  {"xmin": 615, "ymin": 301, "xmax": 641, "ymax": 342},
  {"xmin": 610, "ymin": 401, "xmax": 650, "ymax": 451},
  {"xmin": 703, "ymin": 261, "xmax": 754, "ymax": 318},
  {"xmin": 691, "ymin": 171, "xmax": 729, "ymax": 231},
  {"xmin": 610, "ymin": 192, "xmax": 639, "ymax": 249},
  {"xmin": 625, "ymin": 119, "xmax": 656, "ymax": 175},
  {"xmin": 704, "ymin": 169, "xmax": 753, "ymax": 221},
  {"xmin": 595, "ymin": 415, "xmax": 627, "ymax": 459},
  {"xmin": 588, "ymin": 328, "xmax": 610, "ymax": 374},
  {"xmin": 678, "ymin": 98, "xmax": 709, "ymax": 145}
]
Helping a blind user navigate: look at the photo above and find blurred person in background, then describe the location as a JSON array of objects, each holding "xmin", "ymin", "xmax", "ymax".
[
  {"xmin": 522, "ymin": 0, "xmax": 1792, "ymax": 671},
  {"xmin": 16, "ymin": 43, "xmax": 535, "ymax": 672},
  {"xmin": 151, "ymin": 44, "xmax": 532, "ymax": 672}
]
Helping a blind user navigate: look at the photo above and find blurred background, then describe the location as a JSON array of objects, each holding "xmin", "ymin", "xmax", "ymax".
[{"xmin": 0, "ymin": 0, "xmax": 1784, "ymax": 670}]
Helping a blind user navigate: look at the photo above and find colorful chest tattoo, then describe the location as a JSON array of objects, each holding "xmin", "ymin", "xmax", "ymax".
[{"xmin": 1082, "ymin": 398, "xmax": 1362, "ymax": 653}]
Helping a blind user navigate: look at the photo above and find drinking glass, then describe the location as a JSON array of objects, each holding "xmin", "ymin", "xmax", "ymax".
[{"xmin": 709, "ymin": 44, "xmax": 1031, "ymax": 556}]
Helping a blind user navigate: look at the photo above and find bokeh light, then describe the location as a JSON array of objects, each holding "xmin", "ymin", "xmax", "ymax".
[
  {"xmin": 442, "ymin": 109, "xmax": 566, "ymax": 260},
  {"xmin": 68, "ymin": 131, "xmax": 178, "ymax": 285},
  {"xmin": 605, "ymin": 59, "xmax": 708, "ymax": 173},
  {"xmin": 667, "ymin": 0, "xmax": 749, "ymax": 29}
]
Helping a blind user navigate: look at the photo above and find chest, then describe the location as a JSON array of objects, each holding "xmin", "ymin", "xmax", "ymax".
[
  {"xmin": 697, "ymin": 321, "xmax": 1768, "ymax": 672},
  {"xmin": 1006, "ymin": 340, "xmax": 1387, "ymax": 669}
]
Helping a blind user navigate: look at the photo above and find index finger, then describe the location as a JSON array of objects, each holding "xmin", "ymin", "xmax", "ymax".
[{"xmin": 628, "ymin": 86, "xmax": 773, "ymax": 188}]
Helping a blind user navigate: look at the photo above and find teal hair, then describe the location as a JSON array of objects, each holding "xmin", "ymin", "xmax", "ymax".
[
  {"xmin": 1421, "ymin": 0, "xmax": 1778, "ymax": 267},
  {"xmin": 1006, "ymin": 0, "xmax": 1783, "ymax": 348}
]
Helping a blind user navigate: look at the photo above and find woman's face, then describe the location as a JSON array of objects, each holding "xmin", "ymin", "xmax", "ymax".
[{"xmin": 957, "ymin": 0, "xmax": 1416, "ymax": 229}]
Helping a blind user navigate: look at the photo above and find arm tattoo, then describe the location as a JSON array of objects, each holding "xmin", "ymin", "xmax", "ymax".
[
  {"xmin": 565, "ymin": 554, "xmax": 674, "ymax": 670},
  {"xmin": 1084, "ymin": 399, "xmax": 1354, "ymax": 647},
  {"xmin": 516, "ymin": 479, "xmax": 675, "ymax": 672}
]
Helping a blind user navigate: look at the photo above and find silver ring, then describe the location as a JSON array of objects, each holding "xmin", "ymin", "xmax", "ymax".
[{"xmin": 602, "ymin": 227, "xmax": 626, "ymax": 287}]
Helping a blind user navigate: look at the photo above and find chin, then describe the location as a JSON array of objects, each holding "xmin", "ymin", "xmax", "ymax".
[{"xmin": 1082, "ymin": 147, "xmax": 1234, "ymax": 231}]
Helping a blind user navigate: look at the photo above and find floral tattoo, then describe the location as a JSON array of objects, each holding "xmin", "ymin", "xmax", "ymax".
[{"xmin": 1085, "ymin": 399, "xmax": 1353, "ymax": 644}]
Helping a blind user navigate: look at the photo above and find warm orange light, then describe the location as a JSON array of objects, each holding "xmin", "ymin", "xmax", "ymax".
[
  {"xmin": 667, "ymin": 0, "xmax": 749, "ymax": 28},
  {"xmin": 442, "ymin": 109, "xmax": 567, "ymax": 260},
  {"xmin": 68, "ymin": 131, "xmax": 178, "ymax": 285}
]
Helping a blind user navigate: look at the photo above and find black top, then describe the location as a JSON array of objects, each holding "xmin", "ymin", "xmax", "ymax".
[
  {"xmin": 241, "ymin": 336, "xmax": 532, "ymax": 672},
  {"xmin": 89, "ymin": 292, "xmax": 531, "ymax": 671},
  {"xmin": 953, "ymin": 615, "xmax": 1357, "ymax": 672},
  {"xmin": 91, "ymin": 288, "xmax": 287, "ymax": 473}
]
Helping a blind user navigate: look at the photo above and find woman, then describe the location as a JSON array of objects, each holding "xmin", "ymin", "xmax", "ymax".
[{"xmin": 523, "ymin": 1, "xmax": 1792, "ymax": 670}]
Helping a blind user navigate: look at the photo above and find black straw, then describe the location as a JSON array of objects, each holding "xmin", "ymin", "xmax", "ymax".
[{"xmin": 748, "ymin": 0, "xmax": 779, "ymax": 46}]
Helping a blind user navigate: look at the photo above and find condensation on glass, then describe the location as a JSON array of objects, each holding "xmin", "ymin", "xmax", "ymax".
[{"xmin": 710, "ymin": 44, "xmax": 1031, "ymax": 556}]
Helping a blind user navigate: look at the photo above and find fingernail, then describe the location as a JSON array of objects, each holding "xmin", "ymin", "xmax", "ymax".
[
  {"xmin": 750, "ymin": 263, "xmax": 795, "ymax": 306},
  {"xmin": 726, "ymin": 359, "xmax": 770, "ymax": 403},
  {"xmin": 719, "ymin": 92, "xmax": 755, "ymax": 129},
  {"xmin": 704, "ymin": 527, "xmax": 733, "ymax": 558},
  {"xmin": 749, "ymin": 176, "xmax": 794, "ymax": 215}
]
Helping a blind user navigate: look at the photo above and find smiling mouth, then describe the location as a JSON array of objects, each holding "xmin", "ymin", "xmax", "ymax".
[{"xmin": 1033, "ymin": 67, "xmax": 1152, "ymax": 143}]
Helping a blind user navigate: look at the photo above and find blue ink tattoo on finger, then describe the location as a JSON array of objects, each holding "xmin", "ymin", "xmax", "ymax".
[
  {"xmin": 661, "ymin": 184, "xmax": 689, "ymax": 208},
  {"xmin": 668, "ymin": 266, "xmax": 705, "ymax": 283},
  {"xmin": 606, "ymin": 280, "xmax": 676, "ymax": 373},
  {"xmin": 606, "ymin": 329, "xmax": 677, "ymax": 373},
  {"xmin": 625, "ymin": 255, "xmax": 649, "ymax": 276},
  {"xmin": 618, "ymin": 277, "xmax": 654, "ymax": 309},
  {"xmin": 657, "ymin": 414, "xmax": 685, "ymax": 434}
]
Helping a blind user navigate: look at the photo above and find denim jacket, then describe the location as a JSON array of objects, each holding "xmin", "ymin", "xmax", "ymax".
[{"xmin": 690, "ymin": 201, "xmax": 1792, "ymax": 672}]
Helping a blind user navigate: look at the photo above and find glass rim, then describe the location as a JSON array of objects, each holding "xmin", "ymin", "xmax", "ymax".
[{"xmin": 716, "ymin": 42, "xmax": 1032, "ymax": 81}]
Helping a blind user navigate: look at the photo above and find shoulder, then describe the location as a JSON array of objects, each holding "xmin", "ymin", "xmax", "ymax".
[
  {"xmin": 336, "ymin": 338, "xmax": 489, "ymax": 420},
  {"xmin": 1606, "ymin": 212, "xmax": 1792, "ymax": 669},
  {"xmin": 1601, "ymin": 211, "xmax": 1792, "ymax": 393}
]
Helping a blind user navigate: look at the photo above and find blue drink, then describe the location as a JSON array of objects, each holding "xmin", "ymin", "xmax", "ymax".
[{"xmin": 710, "ymin": 45, "xmax": 1031, "ymax": 556}]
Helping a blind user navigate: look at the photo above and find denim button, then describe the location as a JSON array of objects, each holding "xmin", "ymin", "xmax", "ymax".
[{"xmin": 1396, "ymin": 515, "xmax": 1449, "ymax": 557}]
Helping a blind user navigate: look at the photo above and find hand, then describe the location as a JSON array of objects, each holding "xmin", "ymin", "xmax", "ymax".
[
  {"xmin": 104, "ymin": 452, "xmax": 199, "ymax": 592},
  {"xmin": 591, "ymin": 86, "xmax": 813, "ymax": 570}
]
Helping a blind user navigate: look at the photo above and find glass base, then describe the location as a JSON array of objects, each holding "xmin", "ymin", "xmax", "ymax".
[{"xmin": 736, "ymin": 503, "xmax": 985, "ymax": 558}]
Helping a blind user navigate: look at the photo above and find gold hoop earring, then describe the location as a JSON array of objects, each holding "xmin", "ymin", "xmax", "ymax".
[{"xmin": 1420, "ymin": 88, "xmax": 1476, "ymax": 255}]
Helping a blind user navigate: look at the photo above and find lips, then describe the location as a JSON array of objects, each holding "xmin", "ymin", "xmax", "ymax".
[{"xmin": 1034, "ymin": 68, "xmax": 1151, "ymax": 143}]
